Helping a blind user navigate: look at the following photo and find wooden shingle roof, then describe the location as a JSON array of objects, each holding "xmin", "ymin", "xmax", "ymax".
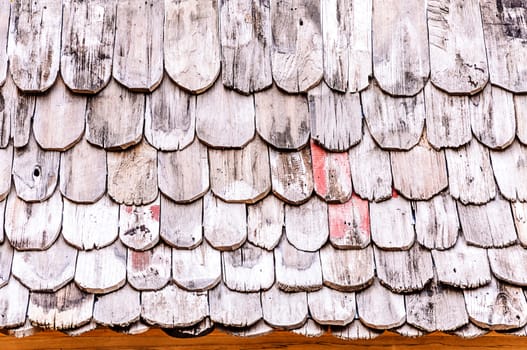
[{"xmin": 0, "ymin": 0, "xmax": 526, "ymax": 340}]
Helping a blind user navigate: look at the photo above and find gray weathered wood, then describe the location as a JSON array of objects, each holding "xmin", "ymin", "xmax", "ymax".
[
  {"xmin": 488, "ymin": 245, "xmax": 527, "ymax": 286},
  {"xmin": 142, "ymin": 284, "xmax": 208, "ymax": 328},
  {"xmin": 275, "ymin": 235, "xmax": 322, "ymax": 292},
  {"xmin": 431, "ymin": 236, "xmax": 491, "ymax": 288},
  {"xmin": 164, "ymin": 0, "xmax": 220, "ymax": 93},
  {"xmin": 392, "ymin": 324, "xmax": 427, "ymax": 337},
  {"xmin": 5, "ymin": 188, "xmax": 62, "ymax": 251},
  {"xmin": 75, "ymin": 240, "xmax": 127, "ymax": 294},
  {"xmin": 374, "ymin": 244, "xmax": 433, "ymax": 293},
  {"xmin": 113, "ymin": 0, "xmax": 163, "ymax": 91},
  {"xmin": 145, "ymin": 77, "xmax": 196, "ymax": 151},
  {"xmin": 8, "ymin": 0, "xmax": 61, "ymax": 92},
  {"xmin": 63, "ymin": 320, "xmax": 98, "ymax": 336},
  {"xmin": 481, "ymin": 0, "xmax": 527, "ymax": 92},
  {"xmin": 391, "ymin": 138, "xmax": 448, "ymax": 200},
  {"xmin": 516, "ymin": 95, "xmax": 527, "ymax": 145},
  {"xmin": 423, "ymin": 83, "xmax": 473, "ymax": 149},
  {"xmin": 108, "ymin": 140, "xmax": 158, "ymax": 206},
  {"xmin": 203, "ymin": 192, "xmax": 247, "ymax": 250},
  {"xmin": 0, "ymin": 145, "xmax": 12, "ymax": 200},
  {"xmin": 464, "ymin": 277, "xmax": 527, "ymax": 330},
  {"xmin": 328, "ymin": 194, "xmax": 370, "ymax": 249},
  {"xmin": 255, "ymin": 85, "xmax": 310, "ymax": 150},
  {"xmin": 60, "ymin": 138, "xmax": 107, "ymax": 203},
  {"xmin": 262, "ymin": 285, "xmax": 308, "ymax": 329},
  {"xmin": 0, "ymin": 200, "xmax": 4, "ymax": 243},
  {"xmin": 86, "ymin": 79, "xmax": 144, "ymax": 150},
  {"xmin": 309, "ymin": 83, "xmax": 362, "ymax": 151},
  {"xmin": 370, "ymin": 194, "xmax": 415, "ymax": 250},
  {"xmin": 491, "ymin": 140, "xmax": 527, "ymax": 202},
  {"xmin": 62, "ymin": 195, "xmax": 119, "ymax": 250},
  {"xmin": 320, "ymin": 244, "xmax": 374, "ymax": 292},
  {"xmin": 428, "ymin": 0, "xmax": 488, "ymax": 94},
  {"xmin": 321, "ymin": 0, "xmax": 372, "ymax": 92},
  {"xmin": 414, "ymin": 193, "xmax": 459, "ymax": 250},
  {"xmin": 0, "ymin": 278, "xmax": 29, "ymax": 328},
  {"xmin": 362, "ymin": 83, "xmax": 425, "ymax": 150},
  {"xmin": 270, "ymin": 0, "xmax": 323, "ymax": 93},
  {"xmin": 470, "ymin": 85, "xmax": 515, "ymax": 149},
  {"xmin": 450, "ymin": 323, "xmax": 489, "ymax": 339},
  {"xmin": 292, "ymin": 319, "xmax": 325, "ymax": 337},
  {"xmin": 0, "ymin": 240, "xmax": 12, "ymax": 287},
  {"xmin": 209, "ymin": 283, "xmax": 262, "ymax": 327},
  {"xmin": 12, "ymin": 134, "xmax": 59, "ymax": 202},
  {"xmin": 196, "ymin": 81, "xmax": 255, "ymax": 148},
  {"xmin": 0, "ymin": 1, "xmax": 8, "ymax": 86},
  {"xmin": 160, "ymin": 195, "xmax": 202, "ymax": 249},
  {"xmin": 269, "ymin": 147, "xmax": 313, "ymax": 205},
  {"xmin": 221, "ymin": 320, "xmax": 273, "ymax": 338},
  {"xmin": 311, "ymin": 140, "xmax": 352, "ymax": 203},
  {"xmin": 513, "ymin": 201, "xmax": 527, "ymax": 247},
  {"xmin": 356, "ymin": 278, "xmax": 405, "ymax": 329},
  {"xmin": 247, "ymin": 194, "xmax": 284, "ymax": 250},
  {"xmin": 372, "ymin": 0, "xmax": 429, "ymax": 96},
  {"xmin": 6, "ymin": 319, "xmax": 40, "ymax": 338},
  {"xmin": 119, "ymin": 197, "xmax": 160, "ymax": 251},
  {"xmin": 348, "ymin": 126, "xmax": 392, "ymax": 201},
  {"xmin": 2, "ymin": 74, "xmax": 34, "ymax": 148},
  {"xmin": 308, "ymin": 287, "xmax": 355, "ymax": 326},
  {"xmin": 332, "ymin": 320, "xmax": 383, "ymax": 340},
  {"xmin": 445, "ymin": 140, "xmax": 496, "ymax": 205},
  {"xmin": 28, "ymin": 283, "xmax": 94, "ymax": 330},
  {"xmin": 158, "ymin": 139, "xmax": 209, "ymax": 203},
  {"xmin": 220, "ymin": 0, "xmax": 272, "ymax": 93},
  {"xmin": 93, "ymin": 284, "xmax": 140, "ymax": 327},
  {"xmin": 127, "ymin": 244, "xmax": 171, "ymax": 291},
  {"xmin": 163, "ymin": 317, "xmax": 214, "ymax": 338},
  {"xmin": 406, "ymin": 278, "xmax": 468, "ymax": 332},
  {"xmin": 285, "ymin": 196, "xmax": 328, "ymax": 252},
  {"xmin": 172, "ymin": 241, "xmax": 221, "ymax": 291},
  {"xmin": 12, "ymin": 236, "xmax": 77, "ymax": 292},
  {"xmin": 457, "ymin": 195, "xmax": 517, "ymax": 248},
  {"xmin": 0, "ymin": 80, "xmax": 11, "ymax": 147},
  {"xmin": 222, "ymin": 242, "xmax": 274, "ymax": 292},
  {"xmin": 61, "ymin": 0, "xmax": 116, "ymax": 93}
]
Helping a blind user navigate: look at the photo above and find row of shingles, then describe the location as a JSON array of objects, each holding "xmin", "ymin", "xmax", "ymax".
[{"xmin": 4, "ymin": 0, "xmax": 526, "ymax": 98}]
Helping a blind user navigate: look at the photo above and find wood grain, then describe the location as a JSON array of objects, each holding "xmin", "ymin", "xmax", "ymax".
[
  {"xmin": 356, "ymin": 278, "xmax": 405, "ymax": 329},
  {"xmin": 203, "ymin": 192, "xmax": 247, "ymax": 250},
  {"xmin": 320, "ymin": 244, "xmax": 374, "ymax": 292},
  {"xmin": 269, "ymin": 147, "xmax": 314, "ymax": 204},
  {"xmin": 160, "ymin": 195, "xmax": 203, "ymax": 249},
  {"xmin": 220, "ymin": 0, "xmax": 272, "ymax": 93},
  {"xmin": 93, "ymin": 284, "xmax": 140, "ymax": 327},
  {"xmin": 308, "ymin": 287, "xmax": 355, "ymax": 326},
  {"xmin": 62, "ymin": 195, "xmax": 119, "ymax": 250},
  {"xmin": 490, "ymin": 140, "xmax": 527, "ymax": 202},
  {"xmin": 172, "ymin": 240, "xmax": 221, "ymax": 292},
  {"xmin": 328, "ymin": 194, "xmax": 370, "ymax": 249},
  {"xmin": 247, "ymin": 194, "xmax": 284, "ymax": 250},
  {"xmin": 0, "ymin": 1, "xmax": 8, "ymax": 86},
  {"xmin": 255, "ymin": 86, "xmax": 310, "ymax": 150},
  {"xmin": 481, "ymin": 0, "xmax": 527, "ymax": 92},
  {"xmin": 60, "ymin": 138, "xmax": 106, "ymax": 204},
  {"xmin": 11, "ymin": 236, "xmax": 77, "ymax": 292},
  {"xmin": 285, "ymin": 196, "xmax": 328, "ymax": 252},
  {"xmin": 372, "ymin": 0, "xmax": 429, "ymax": 96},
  {"xmin": 145, "ymin": 77, "xmax": 196, "ymax": 151},
  {"xmin": 308, "ymin": 82, "xmax": 362, "ymax": 151},
  {"xmin": 370, "ymin": 194, "xmax": 415, "ymax": 250},
  {"xmin": 127, "ymin": 244, "xmax": 171, "ymax": 290},
  {"xmin": 209, "ymin": 283, "xmax": 262, "ymax": 327},
  {"xmin": 113, "ymin": 0, "xmax": 163, "ymax": 91},
  {"xmin": 119, "ymin": 197, "xmax": 161, "ymax": 251},
  {"xmin": 164, "ymin": 0, "xmax": 220, "ymax": 93},
  {"xmin": 262, "ymin": 285, "xmax": 308, "ymax": 329},
  {"xmin": 8, "ymin": 0, "xmax": 61, "ymax": 92},
  {"xmin": 0, "ymin": 278, "xmax": 29, "ymax": 328},
  {"xmin": 427, "ymin": 0, "xmax": 488, "ymax": 94},
  {"xmin": 196, "ymin": 81, "xmax": 255, "ymax": 148},
  {"xmin": 271, "ymin": 0, "xmax": 323, "ymax": 93},
  {"xmin": 0, "ymin": 145, "xmax": 12, "ymax": 201},
  {"xmin": 86, "ymin": 79, "xmax": 144, "ymax": 150},
  {"xmin": 2, "ymin": 75, "xmax": 34, "ymax": 148},
  {"xmin": 488, "ymin": 245, "xmax": 527, "ymax": 286},
  {"xmin": 321, "ymin": 0, "xmax": 372, "ymax": 92},
  {"xmin": 362, "ymin": 83, "xmax": 425, "ymax": 150},
  {"xmin": 61, "ymin": 0, "xmax": 116, "ymax": 93}
]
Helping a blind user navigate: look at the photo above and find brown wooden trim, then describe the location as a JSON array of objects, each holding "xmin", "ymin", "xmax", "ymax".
[{"xmin": 1, "ymin": 329, "xmax": 527, "ymax": 349}]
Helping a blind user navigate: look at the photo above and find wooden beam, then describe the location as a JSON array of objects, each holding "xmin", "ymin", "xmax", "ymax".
[{"xmin": 1, "ymin": 329, "xmax": 527, "ymax": 349}]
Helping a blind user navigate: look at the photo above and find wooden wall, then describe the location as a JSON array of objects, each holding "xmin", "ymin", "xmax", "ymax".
[{"xmin": 2, "ymin": 329, "xmax": 527, "ymax": 349}]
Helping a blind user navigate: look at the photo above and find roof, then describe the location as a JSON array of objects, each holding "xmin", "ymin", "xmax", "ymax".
[{"xmin": 0, "ymin": 0, "xmax": 526, "ymax": 340}]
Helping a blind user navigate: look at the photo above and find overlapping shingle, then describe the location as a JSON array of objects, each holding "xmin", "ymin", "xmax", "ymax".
[{"xmin": 2, "ymin": 0, "xmax": 527, "ymax": 340}]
